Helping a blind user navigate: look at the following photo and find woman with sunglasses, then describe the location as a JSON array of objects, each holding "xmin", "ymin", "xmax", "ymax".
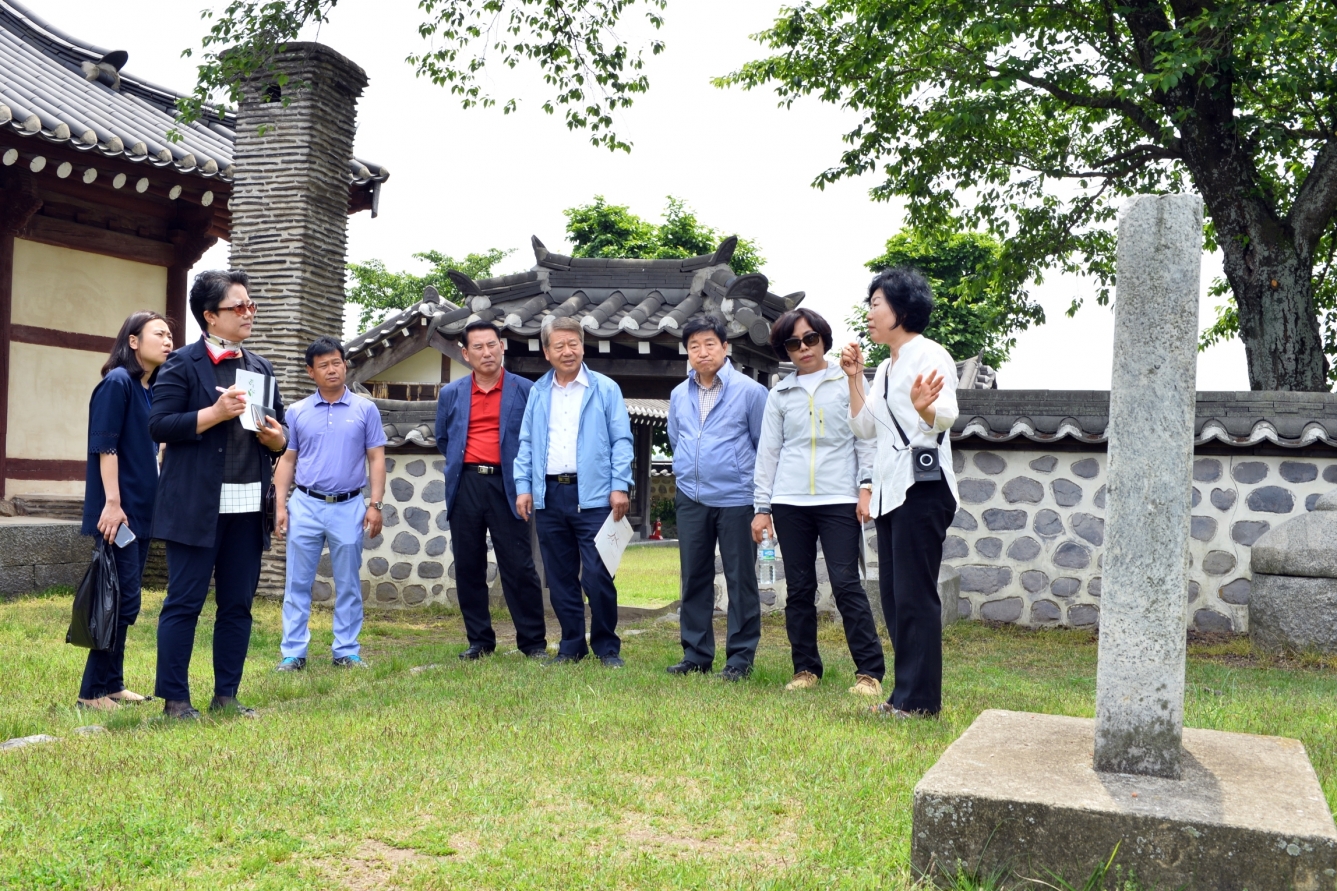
[
  {"xmin": 77, "ymin": 311, "xmax": 174, "ymax": 711},
  {"xmin": 752, "ymin": 308, "xmax": 886, "ymax": 697},
  {"xmin": 841, "ymin": 267, "xmax": 959, "ymax": 719}
]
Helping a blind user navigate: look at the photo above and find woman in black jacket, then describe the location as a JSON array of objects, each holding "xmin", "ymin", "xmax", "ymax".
[{"xmin": 76, "ymin": 311, "xmax": 173, "ymax": 711}]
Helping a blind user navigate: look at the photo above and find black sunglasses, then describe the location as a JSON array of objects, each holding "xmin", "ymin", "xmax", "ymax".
[{"xmin": 783, "ymin": 331, "xmax": 823, "ymax": 353}]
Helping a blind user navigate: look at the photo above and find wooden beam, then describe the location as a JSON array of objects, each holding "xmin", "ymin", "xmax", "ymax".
[
  {"xmin": 426, "ymin": 328, "xmax": 471, "ymax": 371},
  {"xmin": 20, "ymin": 214, "xmax": 176, "ymax": 267},
  {"xmin": 5, "ymin": 458, "xmax": 85, "ymax": 481},
  {"xmin": 11, "ymin": 324, "xmax": 115, "ymax": 354},
  {"xmin": 349, "ymin": 323, "xmax": 430, "ymax": 384},
  {"xmin": 505, "ymin": 357, "xmax": 688, "ymax": 378}
]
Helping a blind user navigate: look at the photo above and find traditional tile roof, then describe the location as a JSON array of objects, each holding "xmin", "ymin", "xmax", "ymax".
[
  {"xmin": 953, "ymin": 390, "xmax": 1337, "ymax": 451},
  {"xmin": 0, "ymin": 0, "xmax": 388, "ymax": 188},
  {"xmin": 442, "ymin": 235, "xmax": 804, "ymax": 346}
]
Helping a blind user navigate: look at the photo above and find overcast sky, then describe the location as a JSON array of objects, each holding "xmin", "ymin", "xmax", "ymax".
[{"xmin": 34, "ymin": 0, "xmax": 1250, "ymax": 390}]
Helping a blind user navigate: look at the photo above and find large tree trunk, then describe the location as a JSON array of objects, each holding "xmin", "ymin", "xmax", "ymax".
[{"xmin": 1219, "ymin": 236, "xmax": 1330, "ymax": 391}]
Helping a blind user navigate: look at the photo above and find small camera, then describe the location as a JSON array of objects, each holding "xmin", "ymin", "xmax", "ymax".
[{"xmin": 912, "ymin": 446, "xmax": 942, "ymax": 482}]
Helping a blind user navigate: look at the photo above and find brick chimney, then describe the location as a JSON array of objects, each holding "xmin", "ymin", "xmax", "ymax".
[{"xmin": 228, "ymin": 42, "xmax": 367, "ymax": 398}]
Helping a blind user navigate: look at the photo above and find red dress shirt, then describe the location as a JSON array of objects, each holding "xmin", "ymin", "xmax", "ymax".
[{"xmin": 463, "ymin": 371, "xmax": 504, "ymax": 465}]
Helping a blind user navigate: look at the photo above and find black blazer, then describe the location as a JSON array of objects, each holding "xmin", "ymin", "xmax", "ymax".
[{"xmin": 149, "ymin": 339, "xmax": 287, "ymax": 549}]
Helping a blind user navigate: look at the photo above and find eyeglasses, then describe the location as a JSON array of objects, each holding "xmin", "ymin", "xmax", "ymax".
[
  {"xmin": 215, "ymin": 300, "xmax": 258, "ymax": 317},
  {"xmin": 783, "ymin": 331, "xmax": 823, "ymax": 353}
]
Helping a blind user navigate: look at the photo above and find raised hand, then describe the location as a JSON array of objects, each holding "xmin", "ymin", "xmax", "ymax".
[
  {"xmin": 840, "ymin": 342, "xmax": 865, "ymax": 378},
  {"xmin": 910, "ymin": 369, "xmax": 945, "ymax": 423}
]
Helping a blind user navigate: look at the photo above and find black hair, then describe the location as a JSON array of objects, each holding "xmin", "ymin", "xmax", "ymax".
[
  {"xmin": 304, "ymin": 336, "xmax": 346, "ymax": 367},
  {"xmin": 102, "ymin": 311, "xmax": 169, "ymax": 383},
  {"xmin": 460, "ymin": 320, "xmax": 503, "ymax": 348},
  {"xmin": 768, "ymin": 308, "xmax": 833, "ymax": 361},
  {"xmin": 866, "ymin": 267, "xmax": 933, "ymax": 334},
  {"xmin": 681, "ymin": 315, "xmax": 727, "ymax": 348},
  {"xmin": 189, "ymin": 269, "xmax": 250, "ymax": 331}
]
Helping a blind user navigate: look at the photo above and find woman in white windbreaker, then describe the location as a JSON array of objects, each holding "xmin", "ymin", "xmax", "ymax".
[
  {"xmin": 752, "ymin": 308, "xmax": 887, "ymax": 697},
  {"xmin": 842, "ymin": 267, "xmax": 959, "ymax": 719}
]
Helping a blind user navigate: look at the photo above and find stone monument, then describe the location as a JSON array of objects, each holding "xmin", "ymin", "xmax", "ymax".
[
  {"xmin": 1249, "ymin": 488, "xmax": 1337, "ymax": 653},
  {"xmin": 910, "ymin": 195, "xmax": 1337, "ymax": 889}
]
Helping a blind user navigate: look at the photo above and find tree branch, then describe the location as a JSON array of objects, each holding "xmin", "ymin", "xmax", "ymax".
[
  {"xmin": 1289, "ymin": 138, "xmax": 1337, "ymax": 252},
  {"xmin": 987, "ymin": 66, "xmax": 1175, "ymax": 149}
]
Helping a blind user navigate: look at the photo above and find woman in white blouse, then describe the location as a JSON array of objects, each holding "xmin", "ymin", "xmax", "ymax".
[{"xmin": 842, "ymin": 267, "xmax": 960, "ymax": 718}]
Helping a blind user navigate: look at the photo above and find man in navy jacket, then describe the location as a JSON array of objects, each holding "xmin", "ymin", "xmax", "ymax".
[
  {"xmin": 435, "ymin": 321, "xmax": 546, "ymax": 658},
  {"xmin": 149, "ymin": 269, "xmax": 288, "ymax": 719}
]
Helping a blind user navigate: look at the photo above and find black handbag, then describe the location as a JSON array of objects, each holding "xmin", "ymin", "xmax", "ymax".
[{"xmin": 66, "ymin": 538, "xmax": 121, "ymax": 651}]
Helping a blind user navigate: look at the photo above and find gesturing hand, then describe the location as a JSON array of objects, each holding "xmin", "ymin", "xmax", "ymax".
[
  {"xmin": 840, "ymin": 342, "xmax": 865, "ymax": 378},
  {"xmin": 910, "ymin": 369, "xmax": 944, "ymax": 424}
]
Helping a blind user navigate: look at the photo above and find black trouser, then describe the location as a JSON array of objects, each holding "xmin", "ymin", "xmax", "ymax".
[
  {"xmin": 675, "ymin": 494, "xmax": 760, "ymax": 671},
  {"xmin": 449, "ymin": 470, "xmax": 547, "ymax": 655},
  {"xmin": 79, "ymin": 535, "xmax": 152, "ymax": 699},
  {"xmin": 155, "ymin": 512, "xmax": 263, "ymax": 703},
  {"xmin": 874, "ymin": 479, "xmax": 956, "ymax": 713},
  {"xmin": 772, "ymin": 503, "xmax": 885, "ymax": 681}
]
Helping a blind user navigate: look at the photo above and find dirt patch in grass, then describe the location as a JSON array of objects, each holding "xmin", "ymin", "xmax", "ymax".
[
  {"xmin": 308, "ymin": 836, "xmax": 468, "ymax": 891},
  {"xmin": 1186, "ymin": 629, "xmax": 1337, "ymax": 671},
  {"xmin": 608, "ymin": 810, "xmax": 799, "ymax": 867}
]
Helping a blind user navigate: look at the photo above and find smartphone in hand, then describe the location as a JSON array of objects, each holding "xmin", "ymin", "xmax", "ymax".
[{"xmin": 114, "ymin": 523, "xmax": 136, "ymax": 548}]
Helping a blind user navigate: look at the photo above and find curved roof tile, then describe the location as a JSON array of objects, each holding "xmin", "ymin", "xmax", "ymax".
[{"xmin": 0, "ymin": 0, "xmax": 388, "ymax": 186}]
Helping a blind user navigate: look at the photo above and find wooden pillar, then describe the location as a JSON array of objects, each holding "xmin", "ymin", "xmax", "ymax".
[
  {"xmin": 633, "ymin": 424, "xmax": 653, "ymax": 537},
  {"xmin": 166, "ymin": 220, "xmax": 217, "ymax": 349},
  {"xmin": 0, "ymin": 169, "xmax": 43, "ymax": 499}
]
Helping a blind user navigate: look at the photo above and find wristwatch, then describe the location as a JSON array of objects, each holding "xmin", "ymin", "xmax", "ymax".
[{"xmin": 370, "ymin": 501, "xmax": 384, "ymax": 510}]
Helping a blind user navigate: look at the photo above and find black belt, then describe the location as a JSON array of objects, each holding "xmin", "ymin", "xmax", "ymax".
[
  {"xmin": 296, "ymin": 485, "xmax": 361, "ymax": 503},
  {"xmin": 464, "ymin": 463, "xmax": 501, "ymax": 475},
  {"xmin": 545, "ymin": 473, "xmax": 577, "ymax": 484}
]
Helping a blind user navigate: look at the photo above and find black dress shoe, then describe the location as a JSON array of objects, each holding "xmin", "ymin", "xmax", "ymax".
[
  {"xmin": 522, "ymin": 649, "xmax": 549, "ymax": 660},
  {"xmin": 208, "ymin": 696, "xmax": 258, "ymax": 718},
  {"xmin": 162, "ymin": 699, "xmax": 200, "ymax": 720},
  {"xmin": 458, "ymin": 645, "xmax": 495, "ymax": 661},
  {"xmin": 600, "ymin": 654, "xmax": 625, "ymax": 669},
  {"xmin": 719, "ymin": 665, "xmax": 753, "ymax": 682},
  {"xmin": 543, "ymin": 652, "xmax": 583, "ymax": 666},
  {"xmin": 666, "ymin": 660, "xmax": 711, "ymax": 675}
]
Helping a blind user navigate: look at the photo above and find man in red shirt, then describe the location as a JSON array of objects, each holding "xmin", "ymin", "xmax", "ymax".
[{"xmin": 434, "ymin": 321, "xmax": 547, "ymax": 658}]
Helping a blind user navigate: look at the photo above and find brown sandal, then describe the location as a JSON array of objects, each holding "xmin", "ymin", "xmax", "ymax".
[{"xmin": 108, "ymin": 690, "xmax": 153, "ymax": 703}]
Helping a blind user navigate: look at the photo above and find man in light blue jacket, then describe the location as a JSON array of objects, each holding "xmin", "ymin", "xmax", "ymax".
[
  {"xmin": 515, "ymin": 317, "xmax": 634, "ymax": 666},
  {"xmin": 666, "ymin": 316, "xmax": 769, "ymax": 681}
]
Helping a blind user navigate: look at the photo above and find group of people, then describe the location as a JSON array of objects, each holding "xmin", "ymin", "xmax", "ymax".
[{"xmin": 74, "ymin": 263, "xmax": 958, "ymax": 721}]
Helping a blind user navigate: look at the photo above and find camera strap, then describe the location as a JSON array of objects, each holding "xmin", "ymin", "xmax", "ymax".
[{"xmin": 883, "ymin": 370, "xmax": 946, "ymax": 450}]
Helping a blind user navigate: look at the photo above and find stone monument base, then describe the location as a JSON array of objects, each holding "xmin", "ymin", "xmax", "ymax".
[{"xmin": 912, "ymin": 710, "xmax": 1337, "ymax": 890}]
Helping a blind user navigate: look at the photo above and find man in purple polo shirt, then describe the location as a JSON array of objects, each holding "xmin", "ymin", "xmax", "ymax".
[{"xmin": 273, "ymin": 336, "xmax": 387, "ymax": 669}]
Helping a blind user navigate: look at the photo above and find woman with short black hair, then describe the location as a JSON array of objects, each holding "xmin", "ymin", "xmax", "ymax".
[
  {"xmin": 842, "ymin": 267, "xmax": 960, "ymax": 718},
  {"xmin": 76, "ymin": 311, "xmax": 173, "ymax": 711}
]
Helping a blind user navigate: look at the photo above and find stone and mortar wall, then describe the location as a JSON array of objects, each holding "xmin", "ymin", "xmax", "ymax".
[
  {"xmin": 947, "ymin": 448, "xmax": 1337, "ymax": 632},
  {"xmin": 0, "ymin": 518, "xmax": 89, "ymax": 595}
]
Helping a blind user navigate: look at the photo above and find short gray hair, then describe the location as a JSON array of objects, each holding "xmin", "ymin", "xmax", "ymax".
[{"xmin": 541, "ymin": 315, "xmax": 584, "ymax": 349}]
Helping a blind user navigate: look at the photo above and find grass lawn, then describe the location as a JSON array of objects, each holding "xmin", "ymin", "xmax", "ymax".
[
  {"xmin": 614, "ymin": 545, "xmax": 681, "ymax": 608},
  {"xmin": 0, "ymin": 585, "xmax": 1334, "ymax": 890}
]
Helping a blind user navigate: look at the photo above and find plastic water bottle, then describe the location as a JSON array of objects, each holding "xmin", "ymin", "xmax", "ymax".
[{"xmin": 757, "ymin": 531, "xmax": 777, "ymax": 590}]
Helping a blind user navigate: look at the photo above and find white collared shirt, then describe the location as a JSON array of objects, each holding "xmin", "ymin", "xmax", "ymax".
[
  {"xmin": 849, "ymin": 336, "xmax": 960, "ymax": 518},
  {"xmin": 545, "ymin": 364, "xmax": 589, "ymax": 475}
]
